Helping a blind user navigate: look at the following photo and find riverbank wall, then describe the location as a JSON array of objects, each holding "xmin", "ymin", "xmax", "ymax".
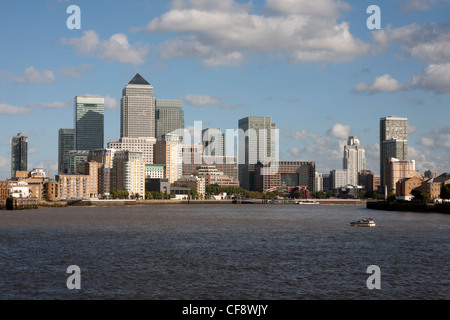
[{"xmin": 367, "ymin": 201, "xmax": 450, "ymax": 213}]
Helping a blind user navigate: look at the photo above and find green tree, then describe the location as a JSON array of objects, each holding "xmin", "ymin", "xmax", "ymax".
[
  {"xmin": 358, "ymin": 190, "xmax": 367, "ymax": 199},
  {"xmin": 411, "ymin": 188, "xmax": 430, "ymax": 201},
  {"xmin": 325, "ymin": 190, "xmax": 336, "ymax": 198},
  {"xmin": 293, "ymin": 190, "xmax": 303, "ymax": 199},
  {"xmin": 440, "ymin": 184, "xmax": 450, "ymax": 200}
]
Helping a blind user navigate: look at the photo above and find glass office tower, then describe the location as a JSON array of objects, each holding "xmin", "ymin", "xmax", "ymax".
[
  {"xmin": 74, "ymin": 96, "xmax": 104, "ymax": 151},
  {"xmin": 11, "ymin": 133, "xmax": 28, "ymax": 178}
]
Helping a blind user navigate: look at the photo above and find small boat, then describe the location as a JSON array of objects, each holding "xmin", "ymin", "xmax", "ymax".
[
  {"xmin": 297, "ymin": 200, "xmax": 320, "ymax": 205},
  {"xmin": 350, "ymin": 218, "xmax": 376, "ymax": 227}
]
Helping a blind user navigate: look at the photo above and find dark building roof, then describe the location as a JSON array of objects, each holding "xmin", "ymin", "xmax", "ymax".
[
  {"xmin": 434, "ymin": 173, "xmax": 450, "ymax": 183},
  {"xmin": 128, "ymin": 73, "xmax": 150, "ymax": 85}
]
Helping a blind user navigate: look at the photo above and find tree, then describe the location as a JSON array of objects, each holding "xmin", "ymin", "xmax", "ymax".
[
  {"xmin": 293, "ymin": 190, "xmax": 303, "ymax": 199},
  {"xmin": 325, "ymin": 190, "xmax": 336, "ymax": 198},
  {"xmin": 440, "ymin": 184, "xmax": 450, "ymax": 200},
  {"xmin": 358, "ymin": 190, "xmax": 367, "ymax": 199},
  {"xmin": 411, "ymin": 188, "xmax": 430, "ymax": 202}
]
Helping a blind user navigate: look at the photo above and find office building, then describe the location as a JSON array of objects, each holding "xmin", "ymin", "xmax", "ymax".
[
  {"xmin": 58, "ymin": 128, "xmax": 74, "ymax": 174},
  {"xmin": 380, "ymin": 116, "xmax": 408, "ymax": 188},
  {"xmin": 343, "ymin": 136, "xmax": 366, "ymax": 186},
  {"xmin": 194, "ymin": 165, "xmax": 240, "ymax": 187},
  {"xmin": 155, "ymin": 99, "xmax": 184, "ymax": 138},
  {"xmin": 238, "ymin": 116, "xmax": 277, "ymax": 191},
  {"xmin": 330, "ymin": 169, "xmax": 348, "ymax": 189},
  {"xmin": 112, "ymin": 150, "xmax": 145, "ymax": 198},
  {"xmin": 120, "ymin": 73, "xmax": 155, "ymax": 138},
  {"xmin": 88, "ymin": 148, "xmax": 116, "ymax": 197},
  {"xmin": 108, "ymin": 137, "xmax": 156, "ymax": 165},
  {"xmin": 254, "ymin": 161, "xmax": 315, "ymax": 193},
  {"xmin": 315, "ymin": 172, "xmax": 323, "ymax": 192},
  {"xmin": 385, "ymin": 158, "xmax": 419, "ymax": 194},
  {"xmin": 154, "ymin": 133, "xmax": 183, "ymax": 185},
  {"xmin": 56, "ymin": 161, "xmax": 99, "ymax": 200},
  {"xmin": 11, "ymin": 133, "xmax": 28, "ymax": 179},
  {"xmin": 74, "ymin": 96, "xmax": 104, "ymax": 150},
  {"xmin": 202, "ymin": 128, "xmax": 225, "ymax": 156},
  {"xmin": 69, "ymin": 150, "xmax": 89, "ymax": 174}
]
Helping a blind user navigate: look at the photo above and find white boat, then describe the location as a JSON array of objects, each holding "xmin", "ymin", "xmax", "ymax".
[
  {"xmin": 350, "ymin": 218, "xmax": 376, "ymax": 227},
  {"xmin": 297, "ymin": 200, "xmax": 320, "ymax": 205}
]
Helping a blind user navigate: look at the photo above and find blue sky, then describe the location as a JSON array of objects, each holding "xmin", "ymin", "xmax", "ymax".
[{"xmin": 1, "ymin": 0, "xmax": 450, "ymax": 180}]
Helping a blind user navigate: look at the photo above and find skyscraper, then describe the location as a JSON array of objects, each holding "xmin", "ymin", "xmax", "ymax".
[
  {"xmin": 238, "ymin": 116, "xmax": 277, "ymax": 191},
  {"xmin": 58, "ymin": 128, "xmax": 74, "ymax": 174},
  {"xmin": 343, "ymin": 136, "xmax": 366, "ymax": 186},
  {"xmin": 202, "ymin": 128, "xmax": 225, "ymax": 156},
  {"xmin": 154, "ymin": 133, "xmax": 182, "ymax": 184},
  {"xmin": 155, "ymin": 99, "xmax": 184, "ymax": 138},
  {"xmin": 121, "ymin": 73, "xmax": 155, "ymax": 138},
  {"xmin": 74, "ymin": 96, "xmax": 104, "ymax": 150},
  {"xmin": 380, "ymin": 116, "xmax": 408, "ymax": 188},
  {"xmin": 11, "ymin": 133, "xmax": 28, "ymax": 178}
]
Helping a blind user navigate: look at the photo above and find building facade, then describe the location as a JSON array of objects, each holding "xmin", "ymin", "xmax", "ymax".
[
  {"xmin": 330, "ymin": 169, "xmax": 348, "ymax": 189},
  {"xmin": 155, "ymin": 99, "xmax": 184, "ymax": 139},
  {"xmin": 254, "ymin": 161, "xmax": 315, "ymax": 193},
  {"xmin": 380, "ymin": 116, "xmax": 408, "ymax": 188},
  {"xmin": 120, "ymin": 73, "xmax": 155, "ymax": 139},
  {"xmin": 74, "ymin": 96, "xmax": 104, "ymax": 150},
  {"xmin": 385, "ymin": 158, "xmax": 419, "ymax": 194},
  {"xmin": 11, "ymin": 133, "xmax": 28, "ymax": 179},
  {"xmin": 343, "ymin": 136, "xmax": 366, "ymax": 186},
  {"xmin": 108, "ymin": 137, "xmax": 156, "ymax": 165},
  {"xmin": 154, "ymin": 133, "xmax": 182, "ymax": 184},
  {"xmin": 112, "ymin": 151, "xmax": 145, "ymax": 198},
  {"xmin": 238, "ymin": 116, "xmax": 277, "ymax": 191},
  {"xmin": 58, "ymin": 128, "xmax": 74, "ymax": 174}
]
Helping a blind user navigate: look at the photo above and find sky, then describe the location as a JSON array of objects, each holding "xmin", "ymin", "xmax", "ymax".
[{"xmin": 1, "ymin": 0, "xmax": 450, "ymax": 180}]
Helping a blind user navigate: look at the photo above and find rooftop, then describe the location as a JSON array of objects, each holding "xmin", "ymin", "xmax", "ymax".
[{"xmin": 128, "ymin": 73, "xmax": 150, "ymax": 85}]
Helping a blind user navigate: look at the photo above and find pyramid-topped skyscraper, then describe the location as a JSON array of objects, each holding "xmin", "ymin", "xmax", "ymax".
[{"xmin": 120, "ymin": 73, "xmax": 155, "ymax": 138}]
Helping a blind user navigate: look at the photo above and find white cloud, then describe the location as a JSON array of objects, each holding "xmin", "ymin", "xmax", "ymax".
[
  {"xmin": 143, "ymin": 0, "xmax": 370, "ymax": 66},
  {"xmin": 58, "ymin": 64, "xmax": 93, "ymax": 78},
  {"xmin": 0, "ymin": 103, "xmax": 32, "ymax": 115},
  {"xmin": 184, "ymin": 94, "xmax": 223, "ymax": 106},
  {"xmin": 353, "ymin": 74, "xmax": 405, "ymax": 94},
  {"xmin": 398, "ymin": 0, "xmax": 450, "ymax": 12},
  {"xmin": 62, "ymin": 30, "xmax": 148, "ymax": 65},
  {"xmin": 266, "ymin": 0, "xmax": 352, "ymax": 18},
  {"xmin": 410, "ymin": 63, "xmax": 450, "ymax": 93},
  {"xmin": 418, "ymin": 124, "xmax": 450, "ymax": 149},
  {"xmin": 38, "ymin": 101, "xmax": 69, "ymax": 109},
  {"xmin": 98, "ymin": 33, "xmax": 149, "ymax": 65},
  {"xmin": 61, "ymin": 30, "xmax": 100, "ymax": 55},
  {"xmin": 104, "ymin": 96, "xmax": 118, "ymax": 110},
  {"xmin": 13, "ymin": 66, "xmax": 55, "ymax": 84},
  {"xmin": 327, "ymin": 123, "xmax": 351, "ymax": 139}
]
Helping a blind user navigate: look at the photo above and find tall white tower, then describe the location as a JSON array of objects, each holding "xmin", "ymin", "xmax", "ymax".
[
  {"xmin": 120, "ymin": 73, "xmax": 155, "ymax": 138},
  {"xmin": 343, "ymin": 136, "xmax": 366, "ymax": 186}
]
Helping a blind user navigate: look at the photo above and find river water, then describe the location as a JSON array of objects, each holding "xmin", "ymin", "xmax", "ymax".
[{"xmin": 0, "ymin": 204, "xmax": 448, "ymax": 300}]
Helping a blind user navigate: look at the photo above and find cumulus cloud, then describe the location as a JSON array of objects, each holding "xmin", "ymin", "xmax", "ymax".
[
  {"xmin": 0, "ymin": 103, "xmax": 32, "ymax": 115},
  {"xmin": 58, "ymin": 64, "xmax": 93, "ymax": 78},
  {"xmin": 62, "ymin": 30, "xmax": 148, "ymax": 65},
  {"xmin": 266, "ymin": 0, "xmax": 352, "ymax": 18},
  {"xmin": 104, "ymin": 96, "xmax": 119, "ymax": 110},
  {"xmin": 398, "ymin": 0, "xmax": 450, "ymax": 12},
  {"xmin": 418, "ymin": 124, "xmax": 450, "ymax": 149},
  {"xmin": 38, "ymin": 101, "xmax": 70, "ymax": 109},
  {"xmin": 327, "ymin": 123, "xmax": 351, "ymax": 139},
  {"xmin": 410, "ymin": 63, "xmax": 450, "ymax": 93},
  {"xmin": 61, "ymin": 30, "xmax": 100, "ymax": 55},
  {"xmin": 353, "ymin": 74, "xmax": 405, "ymax": 94},
  {"xmin": 13, "ymin": 67, "xmax": 55, "ymax": 84},
  {"xmin": 98, "ymin": 33, "xmax": 149, "ymax": 65},
  {"xmin": 142, "ymin": 0, "xmax": 370, "ymax": 66}
]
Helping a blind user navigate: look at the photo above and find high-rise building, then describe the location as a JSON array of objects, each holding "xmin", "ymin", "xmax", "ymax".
[
  {"xmin": 330, "ymin": 169, "xmax": 348, "ymax": 189},
  {"xmin": 58, "ymin": 128, "xmax": 74, "ymax": 174},
  {"xmin": 202, "ymin": 128, "xmax": 225, "ymax": 156},
  {"xmin": 254, "ymin": 161, "xmax": 315, "ymax": 193},
  {"xmin": 88, "ymin": 148, "xmax": 116, "ymax": 197},
  {"xmin": 343, "ymin": 136, "xmax": 366, "ymax": 186},
  {"xmin": 74, "ymin": 96, "xmax": 104, "ymax": 150},
  {"xmin": 380, "ymin": 116, "xmax": 408, "ymax": 188},
  {"xmin": 68, "ymin": 150, "xmax": 89, "ymax": 174},
  {"xmin": 112, "ymin": 150, "xmax": 145, "ymax": 198},
  {"xmin": 155, "ymin": 99, "xmax": 184, "ymax": 139},
  {"xmin": 315, "ymin": 172, "xmax": 323, "ymax": 192},
  {"xmin": 11, "ymin": 133, "xmax": 28, "ymax": 178},
  {"xmin": 385, "ymin": 158, "xmax": 419, "ymax": 194},
  {"xmin": 120, "ymin": 73, "xmax": 155, "ymax": 138},
  {"xmin": 108, "ymin": 137, "xmax": 156, "ymax": 165},
  {"xmin": 154, "ymin": 133, "xmax": 182, "ymax": 184},
  {"xmin": 238, "ymin": 116, "xmax": 277, "ymax": 191}
]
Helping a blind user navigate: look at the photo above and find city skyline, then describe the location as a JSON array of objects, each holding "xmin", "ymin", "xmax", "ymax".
[{"xmin": 1, "ymin": 1, "xmax": 450, "ymax": 180}]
